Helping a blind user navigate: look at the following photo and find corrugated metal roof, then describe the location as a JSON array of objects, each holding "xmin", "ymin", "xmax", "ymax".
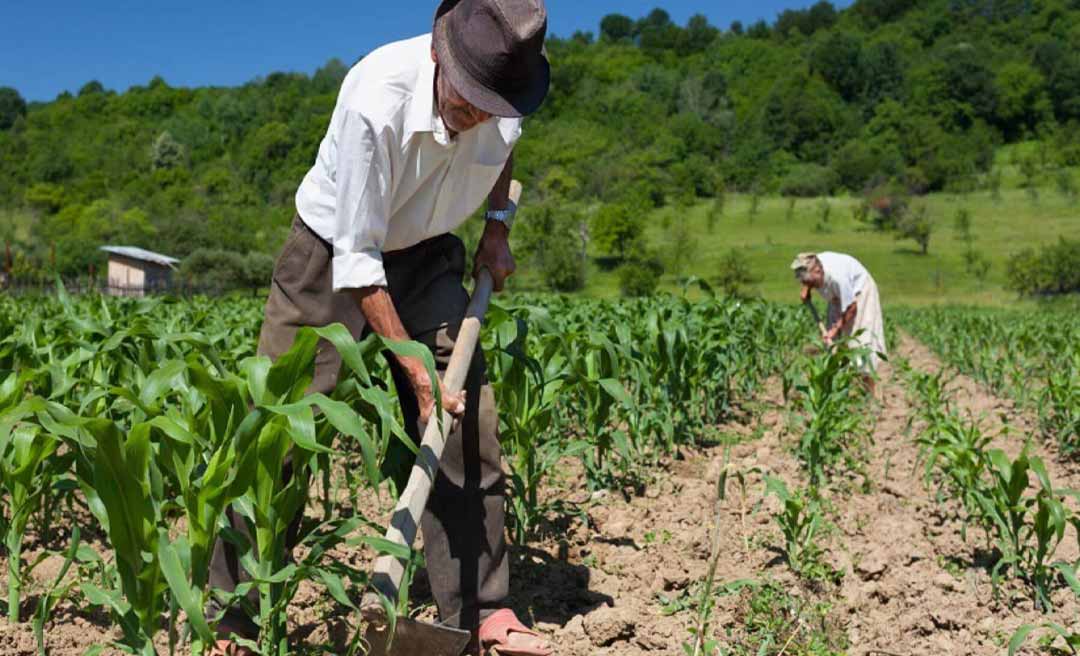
[{"xmin": 100, "ymin": 246, "xmax": 180, "ymax": 267}]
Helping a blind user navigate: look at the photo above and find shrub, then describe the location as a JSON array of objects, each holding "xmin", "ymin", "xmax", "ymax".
[
  {"xmin": 1006, "ymin": 238, "xmax": 1080, "ymax": 296},
  {"xmin": 859, "ymin": 183, "xmax": 909, "ymax": 231},
  {"xmin": 541, "ymin": 235, "xmax": 587, "ymax": 292},
  {"xmin": 618, "ymin": 255, "xmax": 663, "ymax": 297},
  {"xmin": 714, "ymin": 248, "xmax": 761, "ymax": 298},
  {"xmin": 778, "ymin": 163, "xmax": 840, "ymax": 198},
  {"xmin": 179, "ymin": 248, "xmax": 274, "ymax": 290},
  {"xmin": 24, "ymin": 183, "xmax": 65, "ymax": 215}
]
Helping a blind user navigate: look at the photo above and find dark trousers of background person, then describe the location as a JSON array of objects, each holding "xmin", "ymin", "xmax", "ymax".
[{"xmin": 207, "ymin": 214, "xmax": 509, "ymax": 639}]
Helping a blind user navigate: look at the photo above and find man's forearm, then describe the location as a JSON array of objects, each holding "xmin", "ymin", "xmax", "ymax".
[
  {"xmin": 831, "ymin": 303, "xmax": 857, "ymax": 335},
  {"xmin": 350, "ymin": 286, "xmax": 426, "ymax": 381}
]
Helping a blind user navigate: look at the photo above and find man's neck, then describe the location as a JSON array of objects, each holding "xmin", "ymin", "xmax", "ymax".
[{"xmin": 432, "ymin": 68, "xmax": 459, "ymax": 140}]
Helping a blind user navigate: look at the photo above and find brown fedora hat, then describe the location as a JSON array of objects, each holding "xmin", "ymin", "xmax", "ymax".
[{"xmin": 433, "ymin": 0, "xmax": 550, "ymax": 118}]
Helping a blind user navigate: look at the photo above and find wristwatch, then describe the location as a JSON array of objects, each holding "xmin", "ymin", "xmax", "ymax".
[{"xmin": 484, "ymin": 205, "xmax": 516, "ymax": 231}]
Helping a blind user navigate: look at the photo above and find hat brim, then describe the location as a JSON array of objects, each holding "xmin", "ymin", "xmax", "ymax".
[{"xmin": 433, "ymin": 0, "xmax": 550, "ymax": 118}]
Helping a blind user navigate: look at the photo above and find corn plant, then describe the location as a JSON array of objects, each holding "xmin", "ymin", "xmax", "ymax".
[
  {"xmin": 683, "ymin": 456, "xmax": 756, "ymax": 656},
  {"xmin": 914, "ymin": 413, "xmax": 992, "ymax": 537},
  {"xmin": 902, "ymin": 366, "xmax": 954, "ymax": 430},
  {"xmin": 1038, "ymin": 352, "xmax": 1079, "ymax": 454},
  {"xmin": 566, "ymin": 332, "xmax": 637, "ymax": 489},
  {"xmin": 977, "ymin": 449, "xmax": 1073, "ymax": 610},
  {"xmin": 0, "ymin": 422, "xmax": 61, "ymax": 622},
  {"xmin": 1009, "ymin": 621, "xmax": 1080, "ymax": 655},
  {"xmin": 896, "ymin": 305, "xmax": 1079, "ymax": 453},
  {"xmin": 485, "ymin": 309, "xmax": 589, "ymax": 542},
  {"xmin": 790, "ymin": 343, "xmax": 867, "ymax": 487},
  {"xmin": 0, "ymin": 287, "xmax": 821, "ymax": 654},
  {"xmin": 904, "ymin": 357, "xmax": 1080, "ymax": 611},
  {"xmin": 764, "ymin": 476, "xmax": 826, "ymax": 579}
]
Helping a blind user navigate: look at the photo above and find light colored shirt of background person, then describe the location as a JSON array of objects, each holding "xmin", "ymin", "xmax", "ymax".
[
  {"xmin": 295, "ymin": 33, "xmax": 520, "ymax": 421},
  {"xmin": 815, "ymin": 251, "xmax": 868, "ymax": 324}
]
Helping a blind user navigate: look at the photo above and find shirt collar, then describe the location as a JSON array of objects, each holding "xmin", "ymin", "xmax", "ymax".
[{"xmin": 405, "ymin": 55, "xmax": 453, "ymax": 146}]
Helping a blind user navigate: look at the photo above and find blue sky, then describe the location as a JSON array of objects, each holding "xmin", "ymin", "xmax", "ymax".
[{"xmin": 4, "ymin": 1, "xmax": 850, "ymax": 102}]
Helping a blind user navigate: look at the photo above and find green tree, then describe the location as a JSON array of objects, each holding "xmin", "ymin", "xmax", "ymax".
[
  {"xmin": 1006, "ymin": 237, "xmax": 1080, "ymax": 295},
  {"xmin": 24, "ymin": 183, "xmax": 65, "ymax": 215},
  {"xmin": 1033, "ymin": 39, "xmax": 1080, "ymax": 122},
  {"xmin": 0, "ymin": 87, "xmax": 27, "ymax": 130},
  {"xmin": 860, "ymin": 40, "xmax": 905, "ymax": 106},
  {"xmin": 896, "ymin": 203, "xmax": 933, "ymax": 254},
  {"xmin": 590, "ymin": 204, "xmax": 642, "ymax": 259},
  {"xmin": 1057, "ymin": 168, "xmax": 1078, "ymax": 203},
  {"xmin": 599, "ymin": 14, "xmax": 635, "ymax": 42},
  {"xmin": 665, "ymin": 215, "xmax": 699, "ymax": 280},
  {"xmin": 995, "ymin": 62, "xmax": 1052, "ymax": 139},
  {"xmin": 78, "ymin": 80, "xmax": 106, "ymax": 96},
  {"xmin": 312, "ymin": 58, "xmax": 348, "ymax": 94},
  {"xmin": 151, "ymin": 131, "xmax": 186, "ymax": 170},
  {"xmin": 637, "ymin": 9, "xmax": 680, "ymax": 53},
  {"xmin": 682, "ymin": 14, "xmax": 719, "ymax": 54},
  {"xmin": 761, "ymin": 73, "xmax": 847, "ymax": 161},
  {"xmin": 811, "ymin": 32, "xmax": 865, "ymax": 101}
]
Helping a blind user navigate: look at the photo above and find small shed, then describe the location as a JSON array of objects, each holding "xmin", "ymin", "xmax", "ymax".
[{"xmin": 100, "ymin": 246, "xmax": 180, "ymax": 297}]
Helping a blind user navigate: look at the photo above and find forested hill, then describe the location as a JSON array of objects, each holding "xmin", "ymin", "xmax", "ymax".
[{"xmin": 1, "ymin": 0, "xmax": 1079, "ymax": 282}]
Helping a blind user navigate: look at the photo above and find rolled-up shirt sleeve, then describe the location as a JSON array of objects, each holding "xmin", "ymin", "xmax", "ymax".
[{"xmin": 331, "ymin": 110, "xmax": 392, "ymax": 292}]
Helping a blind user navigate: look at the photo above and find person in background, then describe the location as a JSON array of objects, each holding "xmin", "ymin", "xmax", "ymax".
[{"xmin": 792, "ymin": 251, "xmax": 886, "ymax": 395}]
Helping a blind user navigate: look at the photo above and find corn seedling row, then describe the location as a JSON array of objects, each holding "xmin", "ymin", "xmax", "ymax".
[{"xmin": 0, "ymin": 289, "xmax": 811, "ymax": 654}]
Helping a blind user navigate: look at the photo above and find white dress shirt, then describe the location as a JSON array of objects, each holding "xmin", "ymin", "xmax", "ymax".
[
  {"xmin": 817, "ymin": 251, "xmax": 870, "ymax": 310},
  {"xmin": 295, "ymin": 34, "xmax": 522, "ymax": 292}
]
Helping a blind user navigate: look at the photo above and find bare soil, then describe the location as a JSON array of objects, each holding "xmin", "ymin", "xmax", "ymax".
[{"xmin": 2, "ymin": 333, "xmax": 1078, "ymax": 655}]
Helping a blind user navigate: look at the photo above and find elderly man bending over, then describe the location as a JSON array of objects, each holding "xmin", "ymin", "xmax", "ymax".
[
  {"xmin": 207, "ymin": 1, "xmax": 553, "ymax": 654},
  {"xmin": 792, "ymin": 252, "xmax": 886, "ymax": 394}
]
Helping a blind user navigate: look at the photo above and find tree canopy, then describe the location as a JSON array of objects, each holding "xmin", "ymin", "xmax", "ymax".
[{"xmin": 2, "ymin": 0, "xmax": 1080, "ymax": 278}]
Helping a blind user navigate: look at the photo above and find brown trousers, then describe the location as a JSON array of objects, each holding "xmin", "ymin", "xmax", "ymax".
[{"xmin": 207, "ymin": 215, "xmax": 508, "ymax": 637}]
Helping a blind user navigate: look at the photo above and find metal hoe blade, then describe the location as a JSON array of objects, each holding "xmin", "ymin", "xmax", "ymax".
[{"xmin": 364, "ymin": 617, "xmax": 472, "ymax": 656}]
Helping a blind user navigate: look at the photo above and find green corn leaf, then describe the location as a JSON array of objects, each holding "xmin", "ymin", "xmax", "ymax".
[
  {"xmin": 315, "ymin": 569, "xmax": 358, "ymax": 610},
  {"xmin": 265, "ymin": 328, "xmax": 319, "ymax": 402},
  {"xmin": 356, "ymin": 536, "xmax": 413, "ymax": 561},
  {"xmin": 598, "ymin": 378, "xmax": 633, "ymax": 407},
  {"xmin": 138, "ymin": 360, "xmax": 187, "ymax": 409},
  {"xmin": 304, "ymin": 393, "xmax": 380, "ymax": 485},
  {"xmin": 156, "ymin": 532, "xmax": 214, "ymax": 644},
  {"xmin": 147, "ymin": 415, "xmax": 199, "ymax": 447},
  {"xmin": 263, "ymin": 402, "xmax": 335, "ymax": 455},
  {"xmin": 313, "ymin": 324, "xmax": 371, "ymax": 385},
  {"xmin": 1007, "ymin": 624, "xmax": 1037, "ymax": 656}
]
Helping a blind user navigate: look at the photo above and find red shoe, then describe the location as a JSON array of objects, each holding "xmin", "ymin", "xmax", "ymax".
[{"xmin": 478, "ymin": 609, "xmax": 553, "ymax": 656}]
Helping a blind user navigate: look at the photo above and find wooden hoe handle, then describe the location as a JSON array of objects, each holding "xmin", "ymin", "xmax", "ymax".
[{"xmin": 367, "ymin": 180, "xmax": 523, "ymax": 606}]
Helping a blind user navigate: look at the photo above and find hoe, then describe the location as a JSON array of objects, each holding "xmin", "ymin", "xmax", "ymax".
[{"xmin": 362, "ymin": 180, "xmax": 524, "ymax": 656}]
